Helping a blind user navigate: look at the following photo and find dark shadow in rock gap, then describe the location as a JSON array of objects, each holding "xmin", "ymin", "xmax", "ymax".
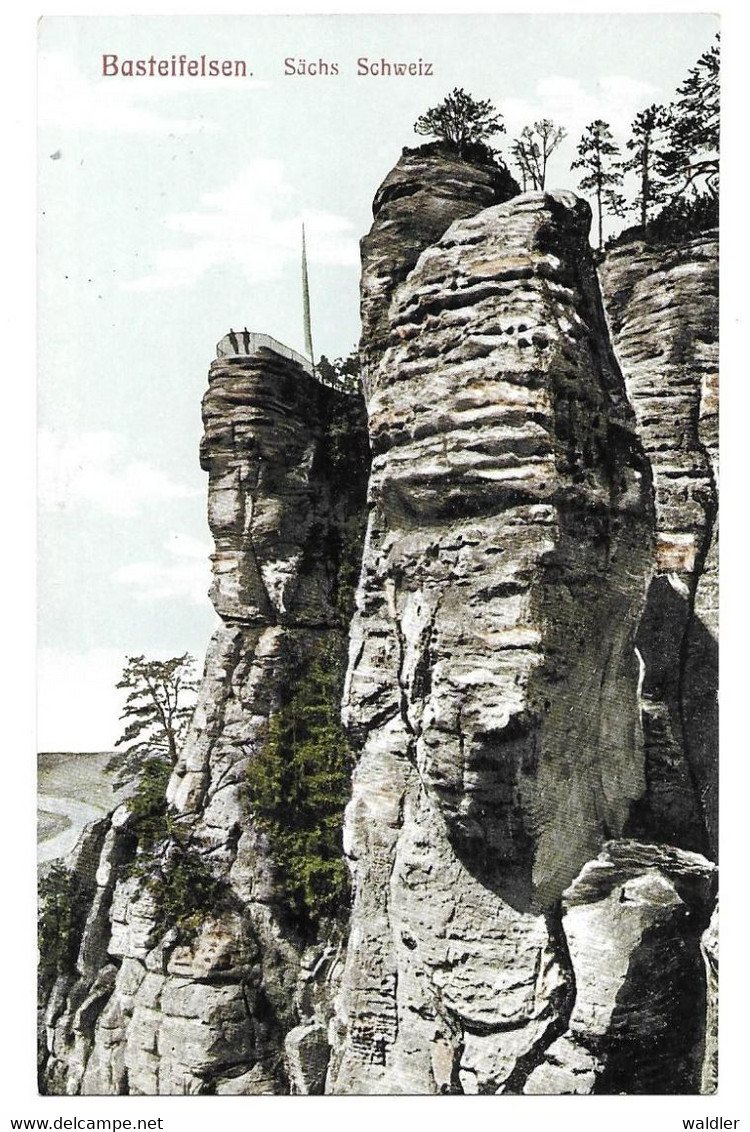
[
  {"xmin": 593, "ymin": 902, "xmax": 710, "ymax": 1094},
  {"xmin": 626, "ymin": 575, "xmax": 717, "ymax": 860}
]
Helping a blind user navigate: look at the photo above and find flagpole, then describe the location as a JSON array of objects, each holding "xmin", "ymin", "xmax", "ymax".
[{"xmin": 302, "ymin": 223, "xmax": 315, "ymax": 368}]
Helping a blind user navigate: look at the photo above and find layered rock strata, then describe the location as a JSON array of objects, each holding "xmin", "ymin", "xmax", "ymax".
[
  {"xmin": 600, "ymin": 235, "xmax": 719, "ymax": 856},
  {"xmin": 41, "ymin": 160, "xmax": 720, "ymax": 1096},
  {"xmin": 327, "ymin": 192, "xmax": 657, "ymax": 1094},
  {"xmin": 359, "ymin": 143, "xmax": 518, "ymax": 396},
  {"xmin": 42, "ymin": 346, "xmax": 365, "ymax": 1095}
]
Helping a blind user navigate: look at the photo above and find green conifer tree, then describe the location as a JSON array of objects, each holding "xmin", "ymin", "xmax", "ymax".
[
  {"xmin": 662, "ymin": 34, "xmax": 719, "ymax": 200},
  {"xmin": 245, "ymin": 639, "xmax": 353, "ymax": 929},
  {"xmin": 106, "ymin": 654, "xmax": 198, "ymax": 789},
  {"xmin": 414, "ymin": 88, "xmax": 505, "ymax": 158},
  {"xmin": 622, "ymin": 104, "xmax": 674, "ymax": 231},
  {"xmin": 571, "ymin": 119, "xmax": 624, "ymax": 250}
]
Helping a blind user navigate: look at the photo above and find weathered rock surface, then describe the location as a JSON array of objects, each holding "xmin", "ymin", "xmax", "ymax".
[
  {"xmin": 41, "ymin": 347, "xmax": 365, "ymax": 1095},
  {"xmin": 523, "ymin": 841, "xmax": 717, "ymax": 1095},
  {"xmin": 600, "ymin": 235, "xmax": 719, "ymax": 856},
  {"xmin": 327, "ymin": 192, "xmax": 656, "ymax": 1094},
  {"xmin": 41, "ymin": 151, "xmax": 719, "ymax": 1097},
  {"xmin": 359, "ymin": 143, "xmax": 518, "ymax": 396}
]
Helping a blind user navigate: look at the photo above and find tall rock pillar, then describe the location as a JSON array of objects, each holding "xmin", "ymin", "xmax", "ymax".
[
  {"xmin": 328, "ymin": 192, "xmax": 656, "ymax": 1094},
  {"xmin": 43, "ymin": 341, "xmax": 366, "ymax": 1096},
  {"xmin": 600, "ymin": 234, "xmax": 719, "ymax": 856}
]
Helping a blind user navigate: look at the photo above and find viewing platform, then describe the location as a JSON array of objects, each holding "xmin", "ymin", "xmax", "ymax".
[
  {"xmin": 215, "ymin": 330, "xmax": 357, "ymax": 394},
  {"xmin": 216, "ymin": 330, "xmax": 315, "ymax": 375}
]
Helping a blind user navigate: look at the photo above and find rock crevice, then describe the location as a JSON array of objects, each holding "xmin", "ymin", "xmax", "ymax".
[{"xmin": 600, "ymin": 234, "xmax": 719, "ymax": 857}]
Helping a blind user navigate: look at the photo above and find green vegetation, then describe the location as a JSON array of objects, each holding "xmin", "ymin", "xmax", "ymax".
[
  {"xmin": 621, "ymin": 104, "xmax": 674, "ymax": 231},
  {"xmin": 245, "ymin": 638, "xmax": 354, "ymax": 932},
  {"xmin": 415, "ymin": 37, "xmax": 718, "ymax": 245},
  {"xmin": 589, "ymin": 35, "xmax": 718, "ymax": 245},
  {"xmin": 317, "ymin": 350, "xmax": 361, "ymax": 396},
  {"xmin": 126, "ymin": 756, "xmax": 174, "ymax": 849},
  {"xmin": 644, "ymin": 193, "xmax": 719, "ymax": 243},
  {"xmin": 511, "ymin": 119, "xmax": 567, "ymax": 191},
  {"xmin": 316, "ymin": 352, "xmax": 371, "ymax": 623},
  {"xmin": 123, "ymin": 757, "xmax": 225, "ymax": 940},
  {"xmin": 413, "ymin": 88, "xmax": 505, "ymax": 159},
  {"xmin": 661, "ymin": 35, "xmax": 719, "ymax": 202},
  {"xmin": 572, "ymin": 120, "xmax": 625, "ymax": 252},
  {"xmin": 107, "ymin": 654, "xmax": 198, "ymax": 791},
  {"xmin": 615, "ymin": 35, "xmax": 719, "ymax": 243},
  {"xmin": 132, "ymin": 837, "xmax": 227, "ymax": 940},
  {"xmin": 38, "ymin": 864, "xmax": 83, "ymax": 984},
  {"xmin": 242, "ymin": 353, "xmax": 367, "ymax": 933},
  {"xmin": 101, "ymin": 653, "xmax": 221, "ymax": 943}
]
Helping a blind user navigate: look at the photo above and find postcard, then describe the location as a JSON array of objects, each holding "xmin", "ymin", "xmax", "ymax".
[{"xmin": 33, "ymin": 11, "xmax": 725, "ymax": 1114}]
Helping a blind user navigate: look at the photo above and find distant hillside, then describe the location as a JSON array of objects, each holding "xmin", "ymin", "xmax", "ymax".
[{"xmin": 38, "ymin": 752, "xmax": 121, "ymax": 864}]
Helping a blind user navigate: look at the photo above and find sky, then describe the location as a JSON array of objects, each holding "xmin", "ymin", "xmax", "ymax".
[{"xmin": 37, "ymin": 12, "xmax": 720, "ymax": 750}]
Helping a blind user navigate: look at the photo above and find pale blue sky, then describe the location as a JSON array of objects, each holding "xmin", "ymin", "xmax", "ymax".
[{"xmin": 37, "ymin": 13, "xmax": 719, "ymax": 748}]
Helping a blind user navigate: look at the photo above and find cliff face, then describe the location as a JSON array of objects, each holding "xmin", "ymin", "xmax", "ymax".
[
  {"xmin": 41, "ymin": 152, "xmax": 719, "ymax": 1097},
  {"xmin": 600, "ymin": 235, "xmax": 719, "ymax": 857},
  {"xmin": 327, "ymin": 192, "xmax": 659, "ymax": 1094},
  {"xmin": 42, "ymin": 348, "xmax": 367, "ymax": 1095}
]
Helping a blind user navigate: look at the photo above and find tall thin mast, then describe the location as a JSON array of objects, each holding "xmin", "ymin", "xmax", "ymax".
[{"xmin": 301, "ymin": 223, "xmax": 315, "ymax": 365}]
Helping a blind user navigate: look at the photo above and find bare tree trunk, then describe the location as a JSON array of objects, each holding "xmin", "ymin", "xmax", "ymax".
[
  {"xmin": 641, "ymin": 136, "xmax": 650, "ymax": 230},
  {"xmin": 596, "ymin": 185, "xmax": 604, "ymax": 250}
]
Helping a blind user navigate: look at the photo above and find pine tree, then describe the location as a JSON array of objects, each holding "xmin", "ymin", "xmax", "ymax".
[
  {"xmin": 663, "ymin": 34, "xmax": 719, "ymax": 200},
  {"xmin": 414, "ymin": 88, "xmax": 505, "ymax": 158},
  {"xmin": 571, "ymin": 119, "xmax": 624, "ymax": 250},
  {"xmin": 622, "ymin": 104, "xmax": 674, "ymax": 231},
  {"xmin": 106, "ymin": 654, "xmax": 198, "ymax": 789},
  {"xmin": 511, "ymin": 120, "xmax": 566, "ymax": 191},
  {"xmin": 245, "ymin": 640, "xmax": 353, "ymax": 928},
  {"xmin": 38, "ymin": 864, "xmax": 80, "ymax": 983}
]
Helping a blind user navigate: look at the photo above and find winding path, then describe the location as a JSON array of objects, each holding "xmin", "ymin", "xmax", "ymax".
[{"xmin": 37, "ymin": 794, "xmax": 109, "ymax": 865}]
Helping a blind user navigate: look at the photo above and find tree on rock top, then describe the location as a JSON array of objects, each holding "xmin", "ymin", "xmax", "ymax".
[
  {"xmin": 571, "ymin": 119, "xmax": 625, "ymax": 251},
  {"xmin": 511, "ymin": 119, "xmax": 567, "ymax": 191},
  {"xmin": 663, "ymin": 33, "xmax": 719, "ymax": 200},
  {"xmin": 414, "ymin": 87, "xmax": 505, "ymax": 158},
  {"xmin": 622, "ymin": 104, "xmax": 674, "ymax": 232}
]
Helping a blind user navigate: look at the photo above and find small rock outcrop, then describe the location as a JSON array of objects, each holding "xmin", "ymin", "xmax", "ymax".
[
  {"xmin": 522, "ymin": 841, "xmax": 717, "ymax": 1095},
  {"xmin": 327, "ymin": 192, "xmax": 656, "ymax": 1094},
  {"xmin": 600, "ymin": 235, "xmax": 719, "ymax": 856}
]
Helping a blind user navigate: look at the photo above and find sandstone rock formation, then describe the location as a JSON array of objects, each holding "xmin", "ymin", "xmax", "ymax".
[
  {"xmin": 327, "ymin": 191, "xmax": 658, "ymax": 1094},
  {"xmin": 600, "ymin": 235, "xmax": 719, "ymax": 857},
  {"xmin": 42, "ymin": 345, "xmax": 367, "ymax": 1095},
  {"xmin": 40, "ymin": 152, "xmax": 719, "ymax": 1097},
  {"xmin": 359, "ymin": 143, "xmax": 518, "ymax": 396},
  {"xmin": 522, "ymin": 842, "xmax": 717, "ymax": 1095}
]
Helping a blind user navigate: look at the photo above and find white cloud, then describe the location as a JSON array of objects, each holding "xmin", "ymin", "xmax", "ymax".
[
  {"xmin": 124, "ymin": 160, "xmax": 359, "ymax": 292},
  {"xmin": 501, "ymin": 73, "xmax": 658, "ymax": 139},
  {"xmin": 39, "ymin": 429, "xmax": 200, "ymax": 518},
  {"xmin": 113, "ymin": 530, "xmax": 213, "ymax": 605},
  {"xmin": 37, "ymin": 641, "xmax": 211, "ymax": 751},
  {"xmin": 38, "ymin": 51, "xmax": 228, "ymax": 135},
  {"xmin": 37, "ymin": 647, "xmax": 126, "ymax": 750}
]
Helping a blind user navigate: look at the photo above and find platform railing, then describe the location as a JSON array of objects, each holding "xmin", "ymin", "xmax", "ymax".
[{"xmin": 216, "ymin": 330, "xmax": 357, "ymax": 394}]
